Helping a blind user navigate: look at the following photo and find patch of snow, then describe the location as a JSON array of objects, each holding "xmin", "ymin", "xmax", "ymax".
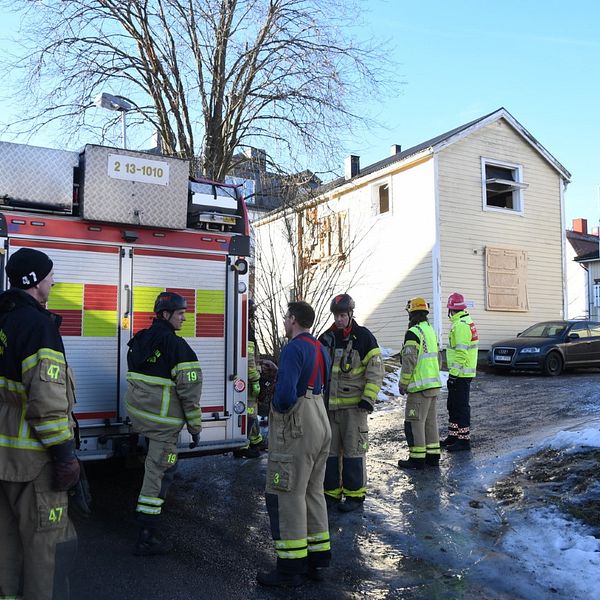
[
  {"xmin": 502, "ymin": 506, "xmax": 600, "ymax": 598},
  {"xmin": 500, "ymin": 427, "xmax": 600, "ymax": 598}
]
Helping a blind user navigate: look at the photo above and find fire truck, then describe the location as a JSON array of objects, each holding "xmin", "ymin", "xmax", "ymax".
[{"xmin": 0, "ymin": 141, "xmax": 253, "ymax": 460}]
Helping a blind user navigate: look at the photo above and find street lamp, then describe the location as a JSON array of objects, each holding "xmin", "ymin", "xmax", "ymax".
[{"xmin": 94, "ymin": 92, "xmax": 133, "ymax": 149}]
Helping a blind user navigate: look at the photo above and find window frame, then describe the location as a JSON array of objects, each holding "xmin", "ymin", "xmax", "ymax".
[
  {"xmin": 481, "ymin": 157, "xmax": 526, "ymax": 215},
  {"xmin": 370, "ymin": 177, "xmax": 392, "ymax": 217}
]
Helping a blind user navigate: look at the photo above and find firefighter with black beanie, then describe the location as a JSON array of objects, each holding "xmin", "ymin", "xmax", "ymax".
[
  {"xmin": 0, "ymin": 248, "xmax": 79, "ymax": 600},
  {"xmin": 125, "ymin": 291, "xmax": 202, "ymax": 556}
]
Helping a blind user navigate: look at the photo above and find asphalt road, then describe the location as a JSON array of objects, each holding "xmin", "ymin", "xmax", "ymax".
[{"xmin": 70, "ymin": 369, "xmax": 600, "ymax": 600}]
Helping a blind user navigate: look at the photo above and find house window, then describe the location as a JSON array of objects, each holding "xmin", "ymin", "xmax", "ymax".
[
  {"xmin": 485, "ymin": 246, "xmax": 528, "ymax": 311},
  {"xmin": 372, "ymin": 181, "xmax": 391, "ymax": 216},
  {"xmin": 482, "ymin": 159, "xmax": 527, "ymax": 213},
  {"xmin": 593, "ymin": 284, "xmax": 600, "ymax": 307},
  {"xmin": 299, "ymin": 208, "xmax": 348, "ymax": 266}
]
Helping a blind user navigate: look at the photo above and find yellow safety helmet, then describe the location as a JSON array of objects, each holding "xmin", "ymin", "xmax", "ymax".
[{"xmin": 405, "ymin": 297, "xmax": 429, "ymax": 313}]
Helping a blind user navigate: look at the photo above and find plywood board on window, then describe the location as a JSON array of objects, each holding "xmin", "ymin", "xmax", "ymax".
[{"xmin": 485, "ymin": 246, "xmax": 529, "ymax": 311}]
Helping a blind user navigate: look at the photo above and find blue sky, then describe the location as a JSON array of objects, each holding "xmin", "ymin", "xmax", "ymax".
[
  {"xmin": 0, "ymin": 1, "xmax": 598, "ymax": 228},
  {"xmin": 351, "ymin": 0, "xmax": 600, "ymax": 229}
]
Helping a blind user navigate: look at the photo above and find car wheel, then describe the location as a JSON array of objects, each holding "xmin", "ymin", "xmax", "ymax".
[{"xmin": 543, "ymin": 351, "xmax": 563, "ymax": 376}]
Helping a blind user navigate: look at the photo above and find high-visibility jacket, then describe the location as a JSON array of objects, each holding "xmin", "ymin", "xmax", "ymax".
[
  {"xmin": 248, "ymin": 323, "xmax": 261, "ymax": 386},
  {"xmin": 0, "ymin": 289, "xmax": 76, "ymax": 482},
  {"xmin": 447, "ymin": 311, "xmax": 478, "ymax": 378},
  {"xmin": 400, "ymin": 321, "xmax": 442, "ymax": 393},
  {"xmin": 125, "ymin": 318, "xmax": 202, "ymax": 442},
  {"xmin": 319, "ymin": 320, "xmax": 383, "ymax": 411}
]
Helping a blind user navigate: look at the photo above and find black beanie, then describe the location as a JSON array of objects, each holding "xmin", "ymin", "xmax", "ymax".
[{"xmin": 6, "ymin": 248, "xmax": 54, "ymax": 289}]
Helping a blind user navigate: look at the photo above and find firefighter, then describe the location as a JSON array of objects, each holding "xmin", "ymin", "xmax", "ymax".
[
  {"xmin": 0, "ymin": 248, "xmax": 79, "ymax": 600},
  {"xmin": 125, "ymin": 291, "xmax": 202, "ymax": 555},
  {"xmin": 233, "ymin": 298, "xmax": 263, "ymax": 458},
  {"xmin": 442, "ymin": 292, "xmax": 479, "ymax": 452},
  {"xmin": 319, "ymin": 293, "xmax": 384, "ymax": 512},
  {"xmin": 397, "ymin": 297, "xmax": 442, "ymax": 470},
  {"xmin": 258, "ymin": 301, "xmax": 332, "ymax": 587}
]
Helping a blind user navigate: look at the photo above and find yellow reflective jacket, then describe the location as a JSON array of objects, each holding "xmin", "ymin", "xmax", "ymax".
[
  {"xmin": 0, "ymin": 289, "xmax": 76, "ymax": 482},
  {"xmin": 447, "ymin": 311, "xmax": 478, "ymax": 378},
  {"xmin": 400, "ymin": 321, "xmax": 442, "ymax": 393},
  {"xmin": 125, "ymin": 318, "xmax": 202, "ymax": 442}
]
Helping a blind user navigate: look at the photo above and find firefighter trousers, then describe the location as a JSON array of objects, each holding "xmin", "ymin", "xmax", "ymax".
[
  {"xmin": 324, "ymin": 408, "xmax": 368, "ymax": 501},
  {"xmin": 136, "ymin": 438, "xmax": 178, "ymax": 524},
  {"xmin": 265, "ymin": 390, "xmax": 332, "ymax": 574},
  {"xmin": 0, "ymin": 462, "xmax": 77, "ymax": 600},
  {"xmin": 447, "ymin": 378, "xmax": 472, "ymax": 440},
  {"xmin": 246, "ymin": 396, "xmax": 263, "ymax": 447},
  {"xmin": 404, "ymin": 390, "xmax": 441, "ymax": 460}
]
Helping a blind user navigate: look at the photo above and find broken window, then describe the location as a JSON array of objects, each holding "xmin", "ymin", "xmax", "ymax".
[
  {"xmin": 372, "ymin": 181, "xmax": 391, "ymax": 216},
  {"xmin": 482, "ymin": 159, "xmax": 527, "ymax": 212}
]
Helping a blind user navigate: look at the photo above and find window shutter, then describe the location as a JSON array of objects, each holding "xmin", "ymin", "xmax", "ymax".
[{"xmin": 485, "ymin": 246, "xmax": 529, "ymax": 311}]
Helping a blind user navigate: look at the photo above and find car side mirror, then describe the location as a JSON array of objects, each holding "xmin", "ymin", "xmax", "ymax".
[{"xmin": 568, "ymin": 333, "xmax": 580, "ymax": 340}]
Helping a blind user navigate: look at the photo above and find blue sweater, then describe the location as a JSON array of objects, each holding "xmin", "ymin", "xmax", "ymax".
[{"xmin": 273, "ymin": 332, "xmax": 331, "ymax": 413}]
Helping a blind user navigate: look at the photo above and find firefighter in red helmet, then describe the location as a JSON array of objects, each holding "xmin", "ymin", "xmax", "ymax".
[
  {"xmin": 319, "ymin": 293, "xmax": 384, "ymax": 512},
  {"xmin": 442, "ymin": 292, "xmax": 479, "ymax": 452}
]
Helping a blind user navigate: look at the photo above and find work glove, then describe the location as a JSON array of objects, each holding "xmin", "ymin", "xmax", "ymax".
[
  {"xmin": 358, "ymin": 399, "xmax": 374, "ymax": 413},
  {"xmin": 251, "ymin": 381, "xmax": 261, "ymax": 398},
  {"xmin": 48, "ymin": 440, "xmax": 80, "ymax": 491},
  {"xmin": 189, "ymin": 432, "xmax": 200, "ymax": 449}
]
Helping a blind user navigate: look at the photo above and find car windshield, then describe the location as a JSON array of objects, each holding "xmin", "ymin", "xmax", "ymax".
[{"xmin": 520, "ymin": 322, "xmax": 567, "ymax": 338}]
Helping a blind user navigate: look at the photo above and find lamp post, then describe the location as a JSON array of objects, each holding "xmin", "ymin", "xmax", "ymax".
[{"xmin": 94, "ymin": 92, "xmax": 133, "ymax": 149}]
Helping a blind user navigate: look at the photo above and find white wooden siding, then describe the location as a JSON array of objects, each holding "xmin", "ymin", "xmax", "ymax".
[{"xmin": 437, "ymin": 119, "xmax": 564, "ymax": 348}]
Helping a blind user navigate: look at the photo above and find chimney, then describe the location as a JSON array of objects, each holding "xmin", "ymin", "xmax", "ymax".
[
  {"xmin": 572, "ymin": 218, "xmax": 588, "ymax": 235},
  {"xmin": 390, "ymin": 144, "xmax": 402, "ymax": 156},
  {"xmin": 593, "ymin": 227, "xmax": 599, "ymax": 237},
  {"xmin": 344, "ymin": 155, "xmax": 360, "ymax": 180},
  {"xmin": 244, "ymin": 147, "xmax": 267, "ymax": 169}
]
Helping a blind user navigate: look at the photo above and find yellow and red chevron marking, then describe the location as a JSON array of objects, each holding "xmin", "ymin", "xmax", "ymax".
[{"xmin": 47, "ymin": 283, "xmax": 118, "ymax": 337}]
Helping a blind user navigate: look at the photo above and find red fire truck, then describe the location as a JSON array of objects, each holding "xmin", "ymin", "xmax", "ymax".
[{"xmin": 0, "ymin": 141, "xmax": 252, "ymax": 460}]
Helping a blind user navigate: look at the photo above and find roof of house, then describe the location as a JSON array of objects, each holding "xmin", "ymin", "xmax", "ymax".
[
  {"xmin": 575, "ymin": 248, "xmax": 600, "ymax": 262},
  {"xmin": 567, "ymin": 230, "xmax": 600, "ymax": 259},
  {"xmin": 319, "ymin": 107, "xmax": 571, "ymax": 195}
]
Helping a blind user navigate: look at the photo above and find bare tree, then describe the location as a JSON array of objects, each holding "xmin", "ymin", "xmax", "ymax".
[
  {"xmin": 0, "ymin": 0, "xmax": 391, "ymax": 179},
  {"xmin": 253, "ymin": 178, "xmax": 369, "ymax": 359}
]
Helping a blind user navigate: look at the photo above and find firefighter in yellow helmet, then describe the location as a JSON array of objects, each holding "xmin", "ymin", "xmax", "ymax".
[{"xmin": 397, "ymin": 297, "xmax": 442, "ymax": 470}]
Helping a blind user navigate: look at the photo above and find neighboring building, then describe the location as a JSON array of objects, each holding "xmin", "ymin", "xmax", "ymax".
[
  {"xmin": 566, "ymin": 218, "xmax": 600, "ymax": 319},
  {"xmin": 227, "ymin": 147, "xmax": 321, "ymax": 221},
  {"xmin": 254, "ymin": 108, "xmax": 571, "ymax": 352}
]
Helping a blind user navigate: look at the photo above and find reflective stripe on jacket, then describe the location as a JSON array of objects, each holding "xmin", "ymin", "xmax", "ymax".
[
  {"xmin": 447, "ymin": 311, "xmax": 478, "ymax": 378},
  {"xmin": 125, "ymin": 318, "xmax": 202, "ymax": 442},
  {"xmin": 400, "ymin": 321, "xmax": 442, "ymax": 393},
  {"xmin": 0, "ymin": 289, "xmax": 75, "ymax": 482},
  {"xmin": 319, "ymin": 320, "xmax": 384, "ymax": 411}
]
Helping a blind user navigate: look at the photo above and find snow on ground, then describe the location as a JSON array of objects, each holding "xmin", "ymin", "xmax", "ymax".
[{"xmin": 502, "ymin": 428, "xmax": 600, "ymax": 598}]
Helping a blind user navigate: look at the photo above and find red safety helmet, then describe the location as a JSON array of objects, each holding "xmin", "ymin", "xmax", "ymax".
[{"xmin": 447, "ymin": 292, "xmax": 467, "ymax": 311}]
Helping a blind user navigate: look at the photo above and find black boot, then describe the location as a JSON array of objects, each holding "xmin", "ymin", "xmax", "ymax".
[
  {"xmin": 325, "ymin": 494, "xmax": 341, "ymax": 509},
  {"xmin": 440, "ymin": 435, "xmax": 458, "ymax": 447},
  {"xmin": 233, "ymin": 445, "xmax": 261, "ymax": 458},
  {"xmin": 397, "ymin": 457, "xmax": 425, "ymax": 470},
  {"xmin": 338, "ymin": 497, "xmax": 364, "ymax": 513},
  {"xmin": 425, "ymin": 454, "xmax": 440, "ymax": 467},
  {"xmin": 257, "ymin": 569, "xmax": 306, "ymax": 587},
  {"xmin": 446, "ymin": 439, "xmax": 471, "ymax": 452},
  {"xmin": 132, "ymin": 527, "xmax": 173, "ymax": 556}
]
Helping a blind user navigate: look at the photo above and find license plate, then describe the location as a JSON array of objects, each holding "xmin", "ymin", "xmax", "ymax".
[
  {"xmin": 223, "ymin": 216, "xmax": 236, "ymax": 224},
  {"xmin": 495, "ymin": 355, "xmax": 511, "ymax": 362}
]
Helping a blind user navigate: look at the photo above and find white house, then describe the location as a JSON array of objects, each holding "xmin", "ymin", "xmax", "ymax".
[{"xmin": 254, "ymin": 108, "xmax": 571, "ymax": 352}]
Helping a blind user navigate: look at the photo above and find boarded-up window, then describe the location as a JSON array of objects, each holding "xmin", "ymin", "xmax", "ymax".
[
  {"xmin": 485, "ymin": 247, "xmax": 528, "ymax": 311},
  {"xmin": 318, "ymin": 210, "xmax": 348, "ymax": 259}
]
